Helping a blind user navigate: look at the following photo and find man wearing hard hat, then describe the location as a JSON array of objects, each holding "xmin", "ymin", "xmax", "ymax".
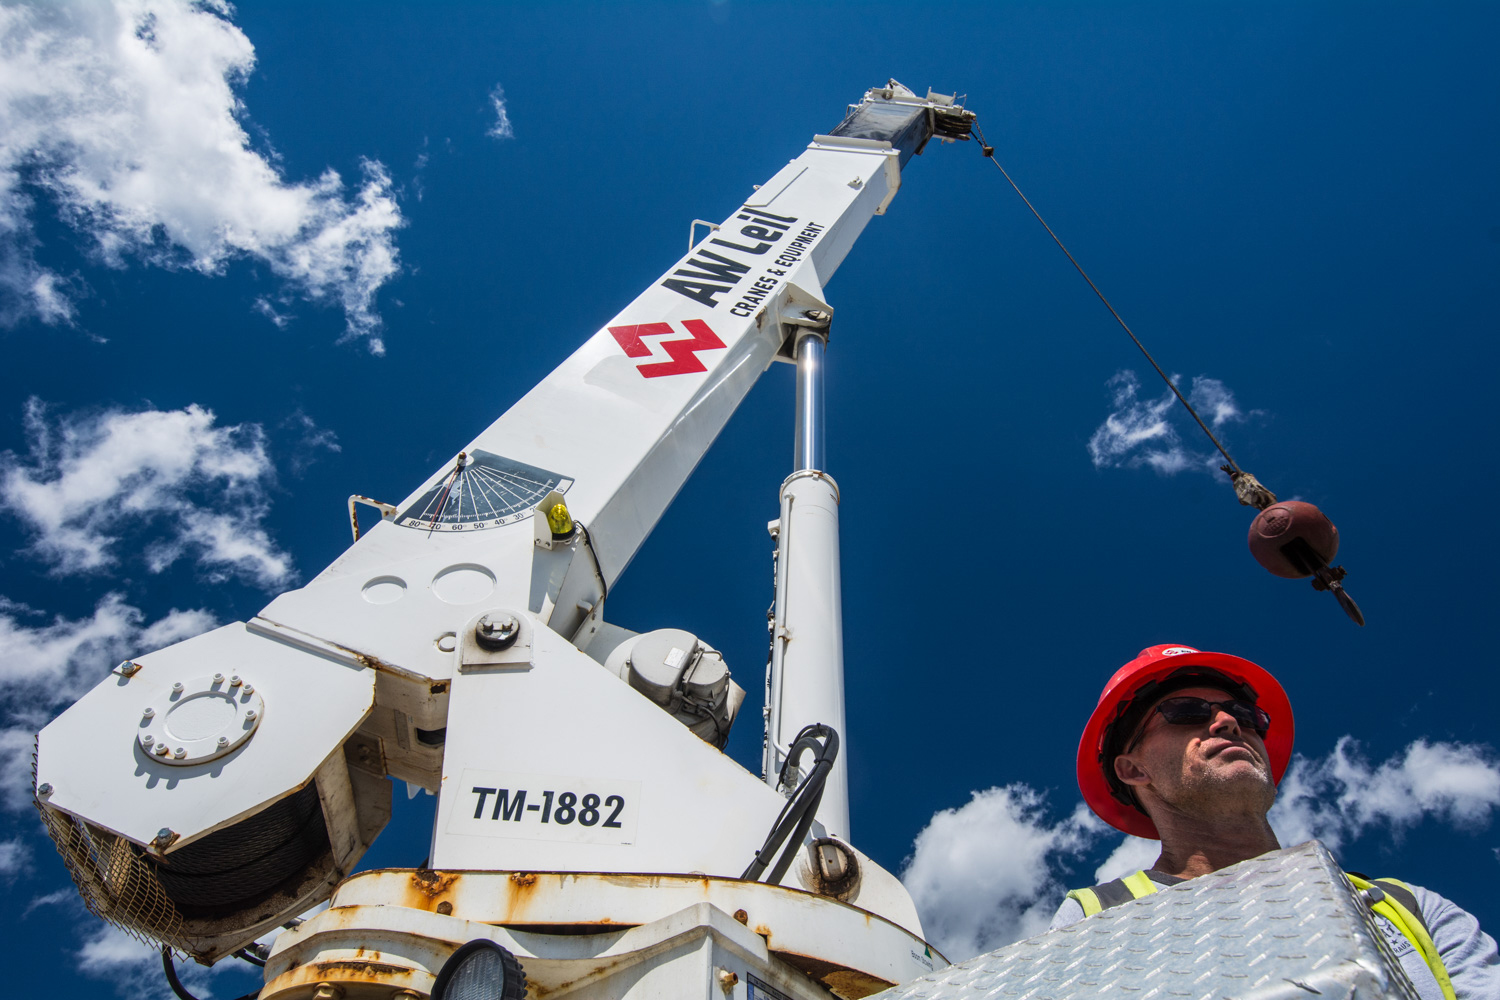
[{"xmin": 1053, "ymin": 644, "xmax": 1498, "ymax": 1000}]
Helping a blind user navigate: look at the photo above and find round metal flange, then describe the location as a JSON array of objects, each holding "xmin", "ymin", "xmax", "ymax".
[{"xmin": 138, "ymin": 674, "xmax": 264, "ymax": 766}]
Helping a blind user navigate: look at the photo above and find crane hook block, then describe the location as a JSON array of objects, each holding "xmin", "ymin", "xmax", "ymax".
[{"xmin": 1248, "ymin": 501, "xmax": 1365, "ymax": 626}]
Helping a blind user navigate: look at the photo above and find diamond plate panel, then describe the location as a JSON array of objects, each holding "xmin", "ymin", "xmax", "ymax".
[{"xmin": 877, "ymin": 841, "xmax": 1421, "ymax": 1000}]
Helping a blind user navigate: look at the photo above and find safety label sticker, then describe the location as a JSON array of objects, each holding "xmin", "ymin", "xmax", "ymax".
[
  {"xmin": 446, "ymin": 769, "xmax": 640, "ymax": 846},
  {"xmin": 746, "ymin": 973, "xmax": 793, "ymax": 1000}
]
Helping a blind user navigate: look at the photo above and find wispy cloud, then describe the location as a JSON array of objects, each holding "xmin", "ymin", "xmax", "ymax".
[
  {"xmin": 1270, "ymin": 737, "xmax": 1500, "ymax": 852},
  {"xmin": 487, "ymin": 84, "xmax": 515, "ymax": 140},
  {"xmin": 0, "ymin": 836, "xmax": 31, "ymax": 880},
  {"xmin": 901, "ymin": 785, "xmax": 1105, "ymax": 960},
  {"xmin": 77, "ymin": 923, "xmax": 258, "ymax": 999},
  {"xmin": 1087, "ymin": 370, "xmax": 1250, "ymax": 475},
  {"xmin": 0, "ymin": 398, "xmax": 293, "ymax": 587},
  {"xmin": 0, "ymin": 0, "xmax": 404, "ymax": 350},
  {"xmin": 282, "ymin": 409, "xmax": 341, "ymax": 474}
]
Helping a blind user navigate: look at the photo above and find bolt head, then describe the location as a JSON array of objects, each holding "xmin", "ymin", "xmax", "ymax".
[
  {"xmin": 244, "ymin": 709, "xmax": 258, "ymax": 721},
  {"xmin": 37, "ymin": 783, "xmax": 52, "ymax": 796},
  {"xmin": 154, "ymin": 744, "xmax": 170, "ymax": 756},
  {"xmin": 242, "ymin": 684, "xmax": 254, "ymax": 695},
  {"xmin": 173, "ymin": 747, "xmax": 186, "ymax": 759},
  {"xmin": 212, "ymin": 673, "xmax": 224, "ymax": 683},
  {"xmin": 216, "ymin": 736, "xmax": 229, "ymax": 747},
  {"xmin": 229, "ymin": 675, "xmax": 242, "ymax": 686},
  {"xmin": 117, "ymin": 660, "xmax": 140, "ymax": 676},
  {"xmin": 171, "ymin": 682, "xmax": 184, "ymax": 693},
  {"xmin": 475, "ymin": 614, "xmax": 520, "ymax": 651},
  {"xmin": 141, "ymin": 735, "xmax": 155, "ymax": 747},
  {"xmin": 142, "ymin": 707, "xmax": 155, "ymax": 718}
]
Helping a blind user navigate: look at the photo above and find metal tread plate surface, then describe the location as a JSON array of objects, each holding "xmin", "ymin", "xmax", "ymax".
[{"xmin": 874, "ymin": 841, "xmax": 1420, "ymax": 1000}]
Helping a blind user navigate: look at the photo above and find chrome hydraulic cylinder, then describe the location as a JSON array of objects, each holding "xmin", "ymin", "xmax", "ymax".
[{"xmin": 766, "ymin": 329, "xmax": 849, "ymax": 839}]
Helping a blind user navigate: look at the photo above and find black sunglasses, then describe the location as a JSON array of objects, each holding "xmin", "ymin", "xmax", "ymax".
[{"xmin": 1127, "ymin": 697, "xmax": 1271, "ymax": 750}]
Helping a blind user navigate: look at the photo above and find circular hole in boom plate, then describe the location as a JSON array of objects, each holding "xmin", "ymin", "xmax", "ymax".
[
  {"xmin": 431, "ymin": 564, "xmax": 496, "ymax": 605},
  {"xmin": 361, "ymin": 576, "xmax": 408, "ymax": 604}
]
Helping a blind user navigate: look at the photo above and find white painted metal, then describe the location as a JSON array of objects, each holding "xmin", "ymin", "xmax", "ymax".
[
  {"xmin": 35, "ymin": 623, "xmax": 375, "ymax": 852},
  {"xmin": 765, "ymin": 470, "xmax": 850, "ymax": 839}
]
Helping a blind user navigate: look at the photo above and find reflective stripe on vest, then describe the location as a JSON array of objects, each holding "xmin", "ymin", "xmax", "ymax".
[
  {"xmin": 1346, "ymin": 874, "xmax": 1456, "ymax": 1000},
  {"xmin": 1066, "ymin": 869, "xmax": 1455, "ymax": 1000},
  {"xmin": 1064, "ymin": 870, "xmax": 1159, "ymax": 917}
]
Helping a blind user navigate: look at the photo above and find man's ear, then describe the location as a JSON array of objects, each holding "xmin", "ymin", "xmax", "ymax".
[{"xmin": 1114, "ymin": 753, "xmax": 1151, "ymax": 788}]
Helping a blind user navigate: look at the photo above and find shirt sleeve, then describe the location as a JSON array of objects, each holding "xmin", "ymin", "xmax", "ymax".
[
  {"xmin": 1049, "ymin": 895, "xmax": 1087, "ymax": 931},
  {"xmin": 1409, "ymin": 883, "xmax": 1500, "ymax": 1000}
]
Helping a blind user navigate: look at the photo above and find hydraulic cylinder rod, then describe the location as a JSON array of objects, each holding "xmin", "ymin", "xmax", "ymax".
[{"xmin": 794, "ymin": 332, "xmax": 826, "ymax": 473}]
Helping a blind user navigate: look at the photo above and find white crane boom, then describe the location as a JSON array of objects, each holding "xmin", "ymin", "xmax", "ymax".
[{"xmin": 33, "ymin": 81, "xmax": 976, "ymax": 1000}]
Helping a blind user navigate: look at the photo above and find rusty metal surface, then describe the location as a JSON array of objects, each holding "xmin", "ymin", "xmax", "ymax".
[
  {"xmin": 866, "ymin": 841, "xmax": 1420, "ymax": 1000},
  {"xmin": 265, "ymin": 901, "xmax": 836, "ymax": 1000},
  {"xmin": 326, "ymin": 868, "xmax": 942, "ymax": 990},
  {"xmin": 264, "ymin": 869, "xmax": 945, "ymax": 999}
]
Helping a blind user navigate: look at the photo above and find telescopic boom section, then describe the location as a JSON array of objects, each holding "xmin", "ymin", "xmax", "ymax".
[{"xmin": 33, "ymin": 83, "xmax": 975, "ymax": 999}]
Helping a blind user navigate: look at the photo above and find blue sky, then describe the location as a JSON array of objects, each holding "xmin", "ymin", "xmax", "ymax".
[{"xmin": 1, "ymin": 2, "xmax": 1497, "ymax": 996}]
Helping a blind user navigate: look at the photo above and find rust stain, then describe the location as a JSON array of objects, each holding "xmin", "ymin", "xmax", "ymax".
[
  {"xmin": 403, "ymin": 868, "xmax": 459, "ymax": 909},
  {"xmin": 754, "ymin": 924, "xmax": 772, "ymax": 940},
  {"xmin": 310, "ymin": 959, "xmax": 411, "ymax": 981},
  {"xmin": 430, "ymin": 681, "xmax": 449, "ymax": 694},
  {"xmin": 776, "ymin": 952, "xmax": 892, "ymax": 1000},
  {"xmin": 502, "ymin": 870, "xmax": 541, "ymax": 921}
]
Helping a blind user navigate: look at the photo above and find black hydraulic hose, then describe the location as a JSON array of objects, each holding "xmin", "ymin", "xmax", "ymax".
[
  {"xmin": 741, "ymin": 724, "xmax": 839, "ymax": 882},
  {"xmin": 161, "ymin": 948, "xmax": 261, "ymax": 1000}
]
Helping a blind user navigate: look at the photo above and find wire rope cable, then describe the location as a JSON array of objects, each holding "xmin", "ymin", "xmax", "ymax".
[{"xmin": 973, "ymin": 124, "xmax": 1242, "ymax": 475}]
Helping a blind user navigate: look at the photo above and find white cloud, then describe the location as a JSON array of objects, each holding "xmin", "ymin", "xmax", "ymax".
[
  {"xmin": 282, "ymin": 409, "xmax": 340, "ymax": 474},
  {"xmin": 487, "ymin": 84, "xmax": 514, "ymax": 140},
  {"xmin": 0, "ymin": 836, "xmax": 31, "ymax": 879},
  {"xmin": 22, "ymin": 888, "xmax": 76, "ymax": 917},
  {"xmin": 0, "ymin": 0, "xmax": 404, "ymax": 349},
  {"xmin": 1087, "ymin": 370, "xmax": 1249, "ymax": 475},
  {"xmin": 76, "ymin": 922, "xmax": 262, "ymax": 999},
  {"xmin": 1, "ymin": 398, "xmax": 293, "ymax": 586},
  {"xmin": 901, "ymin": 785, "xmax": 1104, "ymax": 960},
  {"xmin": 1271, "ymin": 737, "xmax": 1500, "ymax": 852},
  {"xmin": 1093, "ymin": 835, "xmax": 1159, "ymax": 883}
]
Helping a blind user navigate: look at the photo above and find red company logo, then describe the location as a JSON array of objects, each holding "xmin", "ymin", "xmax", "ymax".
[{"xmin": 608, "ymin": 319, "xmax": 726, "ymax": 379}]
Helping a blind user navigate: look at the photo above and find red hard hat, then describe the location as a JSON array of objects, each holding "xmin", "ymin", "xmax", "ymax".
[{"xmin": 1076, "ymin": 644, "xmax": 1295, "ymax": 839}]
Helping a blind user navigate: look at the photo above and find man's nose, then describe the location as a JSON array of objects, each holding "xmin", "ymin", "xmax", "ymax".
[{"xmin": 1208, "ymin": 708, "xmax": 1243, "ymax": 737}]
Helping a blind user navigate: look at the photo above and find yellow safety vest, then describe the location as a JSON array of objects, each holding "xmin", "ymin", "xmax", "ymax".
[{"xmin": 1065, "ymin": 870, "xmax": 1456, "ymax": 1000}]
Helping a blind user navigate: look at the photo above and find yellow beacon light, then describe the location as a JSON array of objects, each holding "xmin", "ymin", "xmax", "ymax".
[{"xmin": 547, "ymin": 502, "xmax": 575, "ymax": 538}]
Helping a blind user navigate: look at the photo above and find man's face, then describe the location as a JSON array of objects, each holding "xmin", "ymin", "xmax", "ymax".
[{"xmin": 1113, "ymin": 685, "xmax": 1277, "ymax": 820}]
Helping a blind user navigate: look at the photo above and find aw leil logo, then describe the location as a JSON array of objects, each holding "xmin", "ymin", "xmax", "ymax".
[{"xmin": 608, "ymin": 319, "xmax": 726, "ymax": 378}]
